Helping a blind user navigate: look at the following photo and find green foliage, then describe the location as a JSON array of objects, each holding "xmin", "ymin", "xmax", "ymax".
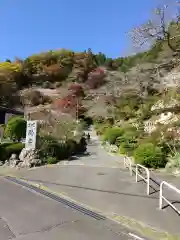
[
  {"xmin": 38, "ymin": 133, "xmax": 86, "ymax": 162},
  {"xmin": 94, "ymin": 123, "xmax": 109, "ymax": 136},
  {"xmin": 117, "ymin": 42, "xmax": 162, "ymax": 72},
  {"xmin": 172, "ymin": 119, "xmax": 180, "ymax": 127},
  {"xmin": 103, "ymin": 127, "xmax": 124, "ymax": 144},
  {"xmin": 39, "ymin": 140, "xmax": 69, "ymax": 160},
  {"xmin": 116, "ymin": 130, "xmax": 138, "ymax": 156},
  {"xmin": 5, "ymin": 143, "xmax": 25, "ymax": 158},
  {"xmin": 4, "ymin": 117, "xmax": 26, "ymax": 141},
  {"xmin": 0, "ymin": 62, "xmax": 21, "ymax": 72},
  {"xmin": 166, "ymin": 152, "xmax": 180, "ymax": 170},
  {"xmin": 115, "ymin": 132, "xmax": 132, "ymax": 147},
  {"xmin": 79, "ymin": 116, "xmax": 93, "ymax": 127},
  {"xmin": 115, "ymin": 93, "xmax": 143, "ymax": 120},
  {"xmin": 94, "ymin": 116, "xmax": 105, "ymax": 125},
  {"xmin": 0, "ymin": 40, "xmax": 168, "ymax": 109},
  {"xmin": 0, "ymin": 142, "xmax": 13, "ymax": 148},
  {"xmin": 134, "ymin": 143, "xmax": 166, "ymax": 169},
  {"xmin": 66, "ymin": 139, "xmax": 78, "ymax": 155},
  {"xmin": 0, "ymin": 144, "xmax": 8, "ymax": 161},
  {"xmin": 0, "ymin": 142, "xmax": 25, "ymax": 162},
  {"xmin": 119, "ymin": 144, "xmax": 127, "ymax": 154},
  {"xmin": 42, "ymin": 81, "xmax": 51, "ymax": 88},
  {"xmin": 47, "ymin": 156, "xmax": 58, "ymax": 165},
  {"xmin": 77, "ymin": 137, "xmax": 87, "ymax": 153},
  {"xmin": 116, "ymin": 93, "xmax": 143, "ymax": 111},
  {"xmin": 94, "ymin": 52, "xmax": 107, "ymax": 66}
]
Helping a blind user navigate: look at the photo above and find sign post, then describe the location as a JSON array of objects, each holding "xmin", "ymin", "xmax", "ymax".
[{"xmin": 25, "ymin": 120, "xmax": 37, "ymax": 150}]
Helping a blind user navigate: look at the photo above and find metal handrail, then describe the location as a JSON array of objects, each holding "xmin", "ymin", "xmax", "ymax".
[
  {"xmin": 159, "ymin": 181, "xmax": 180, "ymax": 214},
  {"xmin": 136, "ymin": 164, "xmax": 150, "ymax": 195},
  {"xmin": 124, "ymin": 156, "xmax": 133, "ymax": 176}
]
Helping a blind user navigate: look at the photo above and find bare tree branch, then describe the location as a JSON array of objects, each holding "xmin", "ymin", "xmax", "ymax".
[{"xmin": 130, "ymin": 3, "xmax": 180, "ymax": 53}]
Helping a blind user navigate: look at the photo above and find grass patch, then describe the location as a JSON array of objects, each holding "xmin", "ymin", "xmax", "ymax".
[{"xmin": 112, "ymin": 215, "xmax": 180, "ymax": 240}]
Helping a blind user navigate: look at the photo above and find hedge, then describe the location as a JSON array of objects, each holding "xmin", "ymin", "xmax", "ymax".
[
  {"xmin": 0, "ymin": 142, "xmax": 25, "ymax": 162},
  {"xmin": 133, "ymin": 143, "xmax": 166, "ymax": 169}
]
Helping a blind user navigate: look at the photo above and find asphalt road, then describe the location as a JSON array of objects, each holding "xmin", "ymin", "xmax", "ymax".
[{"xmin": 0, "ymin": 177, "xmax": 138, "ymax": 240}]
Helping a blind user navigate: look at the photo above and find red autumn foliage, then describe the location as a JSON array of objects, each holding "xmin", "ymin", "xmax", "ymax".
[
  {"xmin": 54, "ymin": 94, "xmax": 87, "ymax": 117},
  {"xmin": 68, "ymin": 84, "xmax": 85, "ymax": 97},
  {"xmin": 86, "ymin": 67, "xmax": 106, "ymax": 89},
  {"xmin": 54, "ymin": 94, "xmax": 75, "ymax": 109}
]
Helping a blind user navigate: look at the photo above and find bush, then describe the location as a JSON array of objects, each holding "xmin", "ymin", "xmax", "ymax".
[
  {"xmin": 41, "ymin": 141, "xmax": 69, "ymax": 160},
  {"xmin": 95, "ymin": 123, "xmax": 109, "ymax": 136},
  {"xmin": 68, "ymin": 84, "xmax": 85, "ymax": 97},
  {"xmin": 86, "ymin": 68, "xmax": 106, "ymax": 89},
  {"xmin": 42, "ymin": 81, "xmax": 51, "ymax": 88},
  {"xmin": 47, "ymin": 156, "xmax": 58, "ymax": 165},
  {"xmin": 94, "ymin": 116, "xmax": 105, "ymax": 125},
  {"xmin": 4, "ymin": 117, "xmax": 26, "ymax": 141},
  {"xmin": 103, "ymin": 127, "xmax": 124, "ymax": 144},
  {"xmin": 21, "ymin": 90, "xmax": 52, "ymax": 106},
  {"xmin": 54, "ymin": 94, "xmax": 87, "ymax": 117},
  {"xmin": 38, "ymin": 135, "xmax": 83, "ymax": 160},
  {"xmin": 115, "ymin": 131, "xmax": 136, "ymax": 146},
  {"xmin": 66, "ymin": 139, "xmax": 78, "ymax": 155},
  {"xmin": 116, "ymin": 131, "xmax": 138, "ymax": 156},
  {"xmin": 119, "ymin": 144, "xmax": 127, "ymax": 154},
  {"xmin": 0, "ymin": 142, "xmax": 13, "ymax": 148},
  {"xmin": 0, "ymin": 144, "xmax": 8, "ymax": 161},
  {"xmin": 79, "ymin": 116, "xmax": 93, "ymax": 127},
  {"xmin": 166, "ymin": 152, "xmax": 180, "ymax": 171},
  {"xmin": 4, "ymin": 143, "xmax": 25, "ymax": 160},
  {"xmin": 134, "ymin": 143, "xmax": 166, "ymax": 169},
  {"xmin": 121, "ymin": 141, "xmax": 137, "ymax": 156},
  {"xmin": 76, "ymin": 137, "xmax": 87, "ymax": 153}
]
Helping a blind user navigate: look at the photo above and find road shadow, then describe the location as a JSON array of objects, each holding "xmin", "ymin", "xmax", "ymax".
[
  {"xmin": 132, "ymin": 168, "xmax": 161, "ymax": 195},
  {"xmin": 161, "ymin": 201, "xmax": 180, "ymax": 216},
  {"xmin": 137, "ymin": 178, "xmax": 160, "ymax": 195},
  {"xmin": 68, "ymin": 152, "xmax": 90, "ymax": 161},
  {"xmin": 20, "ymin": 177, "xmax": 165, "ymax": 200}
]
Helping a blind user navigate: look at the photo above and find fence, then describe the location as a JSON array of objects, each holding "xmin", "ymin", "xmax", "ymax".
[
  {"xmin": 124, "ymin": 156, "xmax": 133, "ymax": 176},
  {"xmin": 123, "ymin": 158, "xmax": 180, "ymax": 215},
  {"xmin": 136, "ymin": 164, "xmax": 150, "ymax": 195},
  {"xmin": 159, "ymin": 181, "xmax": 180, "ymax": 214}
]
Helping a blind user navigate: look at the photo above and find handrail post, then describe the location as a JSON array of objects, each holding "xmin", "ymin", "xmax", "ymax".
[
  {"xmin": 130, "ymin": 162, "xmax": 133, "ymax": 176},
  {"xmin": 147, "ymin": 172, "xmax": 150, "ymax": 195},
  {"xmin": 159, "ymin": 181, "xmax": 180, "ymax": 214},
  {"xmin": 135, "ymin": 165, "xmax": 138, "ymax": 182},
  {"xmin": 159, "ymin": 181, "xmax": 163, "ymax": 210},
  {"xmin": 124, "ymin": 156, "xmax": 133, "ymax": 176},
  {"xmin": 124, "ymin": 156, "xmax": 126, "ymax": 170},
  {"xmin": 136, "ymin": 164, "xmax": 150, "ymax": 195}
]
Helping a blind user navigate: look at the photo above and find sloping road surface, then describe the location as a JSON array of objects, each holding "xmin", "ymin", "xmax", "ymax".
[{"xmin": 0, "ymin": 177, "xmax": 138, "ymax": 240}]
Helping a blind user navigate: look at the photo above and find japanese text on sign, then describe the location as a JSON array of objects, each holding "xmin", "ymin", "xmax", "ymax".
[{"xmin": 25, "ymin": 120, "xmax": 37, "ymax": 149}]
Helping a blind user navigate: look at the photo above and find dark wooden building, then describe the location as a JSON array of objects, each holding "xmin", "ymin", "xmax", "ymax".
[{"xmin": 0, "ymin": 106, "xmax": 24, "ymax": 124}]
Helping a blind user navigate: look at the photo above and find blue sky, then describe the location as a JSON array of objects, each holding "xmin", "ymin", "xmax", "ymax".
[{"xmin": 0, "ymin": 0, "xmax": 167, "ymax": 60}]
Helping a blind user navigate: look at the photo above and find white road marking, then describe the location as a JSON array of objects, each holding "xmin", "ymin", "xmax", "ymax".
[{"xmin": 128, "ymin": 233, "xmax": 145, "ymax": 240}]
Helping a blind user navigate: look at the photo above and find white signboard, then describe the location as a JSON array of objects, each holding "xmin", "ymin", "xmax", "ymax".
[{"xmin": 25, "ymin": 120, "xmax": 37, "ymax": 150}]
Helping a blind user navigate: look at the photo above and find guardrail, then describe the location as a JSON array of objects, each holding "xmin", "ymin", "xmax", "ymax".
[
  {"xmin": 159, "ymin": 181, "xmax": 180, "ymax": 214},
  {"xmin": 124, "ymin": 156, "xmax": 133, "ymax": 176},
  {"xmin": 136, "ymin": 164, "xmax": 150, "ymax": 195}
]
